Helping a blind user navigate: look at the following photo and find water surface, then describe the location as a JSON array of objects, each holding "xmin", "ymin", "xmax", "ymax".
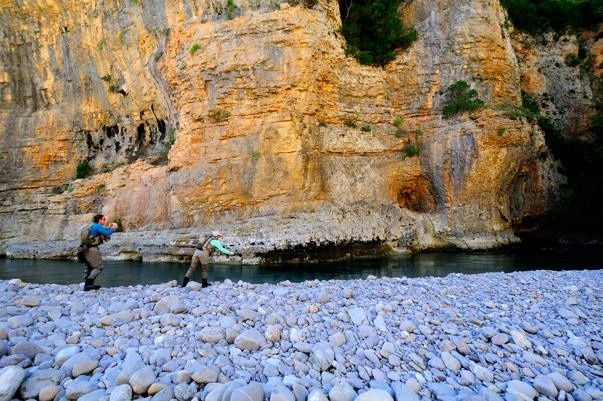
[{"xmin": 1, "ymin": 247, "xmax": 601, "ymax": 287}]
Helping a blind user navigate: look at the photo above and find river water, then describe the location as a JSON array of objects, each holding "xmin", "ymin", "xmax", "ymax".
[{"xmin": 1, "ymin": 247, "xmax": 601, "ymax": 287}]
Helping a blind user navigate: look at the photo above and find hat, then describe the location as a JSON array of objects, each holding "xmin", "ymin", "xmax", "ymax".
[{"xmin": 211, "ymin": 231, "xmax": 221, "ymax": 237}]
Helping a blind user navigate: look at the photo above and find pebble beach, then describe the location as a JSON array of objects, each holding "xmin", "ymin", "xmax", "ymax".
[{"xmin": 0, "ymin": 269, "xmax": 601, "ymax": 401}]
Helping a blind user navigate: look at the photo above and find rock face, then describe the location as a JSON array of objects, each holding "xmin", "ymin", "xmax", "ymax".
[{"xmin": 0, "ymin": 0, "xmax": 595, "ymax": 262}]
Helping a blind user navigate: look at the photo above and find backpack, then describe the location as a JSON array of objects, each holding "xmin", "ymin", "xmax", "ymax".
[{"xmin": 79, "ymin": 223, "xmax": 93, "ymax": 245}]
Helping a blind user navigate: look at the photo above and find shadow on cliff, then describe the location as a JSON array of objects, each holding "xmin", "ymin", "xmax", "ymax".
[{"xmin": 257, "ymin": 240, "xmax": 393, "ymax": 264}]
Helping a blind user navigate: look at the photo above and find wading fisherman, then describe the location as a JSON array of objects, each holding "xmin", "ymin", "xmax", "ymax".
[
  {"xmin": 182, "ymin": 231, "xmax": 234, "ymax": 288},
  {"xmin": 78, "ymin": 214, "xmax": 117, "ymax": 291}
]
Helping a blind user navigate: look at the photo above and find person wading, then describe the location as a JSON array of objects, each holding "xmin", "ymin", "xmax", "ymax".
[
  {"xmin": 78, "ymin": 214, "xmax": 117, "ymax": 291},
  {"xmin": 182, "ymin": 231, "xmax": 234, "ymax": 288}
]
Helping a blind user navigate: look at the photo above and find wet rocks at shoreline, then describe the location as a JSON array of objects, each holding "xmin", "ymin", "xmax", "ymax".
[{"xmin": 0, "ymin": 269, "xmax": 601, "ymax": 401}]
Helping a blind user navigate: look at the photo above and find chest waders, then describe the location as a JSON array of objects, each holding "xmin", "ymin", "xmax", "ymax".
[
  {"xmin": 82, "ymin": 232, "xmax": 109, "ymax": 291},
  {"xmin": 182, "ymin": 237, "xmax": 215, "ymax": 288}
]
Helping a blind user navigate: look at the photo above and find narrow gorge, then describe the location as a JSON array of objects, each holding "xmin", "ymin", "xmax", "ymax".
[{"xmin": 1, "ymin": 0, "xmax": 600, "ymax": 262}]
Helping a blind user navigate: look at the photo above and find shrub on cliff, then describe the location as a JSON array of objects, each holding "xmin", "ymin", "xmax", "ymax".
[
  {"xmin": 442, "ymin": 81, "xmax": 485, "ymax": 119},
  {"xmin": 340, "ymin": 0, "xmax": 417, "ymax": 66},
  {"xmin": 75, "ymin": 160, "xmax": 92, "ymax": 179}
]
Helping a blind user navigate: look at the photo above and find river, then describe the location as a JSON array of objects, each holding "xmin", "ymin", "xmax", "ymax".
[{"xmin": 1, "ymin": 246, "xmax": 601, "ymax": 287}]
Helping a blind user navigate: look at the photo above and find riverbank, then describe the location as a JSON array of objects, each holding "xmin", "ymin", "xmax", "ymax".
[{"xmin": 0, "ymin": 270, "xmax": 601, "ymax": 401}]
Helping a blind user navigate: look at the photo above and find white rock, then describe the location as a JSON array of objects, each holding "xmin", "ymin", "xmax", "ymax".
[
  {"xmin": 54, "ymin": 346, "xmax": 80, "ymax": 367},
  {"xmin": 19, "ymin": 296, "xmax": 40, "ymax": 307},
  {"xmin": 0, "ymin": 366, "xmax": 25, "ymax": 401},
  {"xmin": 548, "ymin": 371, "xmax": 574, "ymax": 392},
  {"xmin": 374, "ymin": 316, "xmax": 388, "ymax": 332},
  {"xmin": 154, "ymin": 295, "xmax": 183, "ymax": 315},
  {"xmin": 506, "ymin": 380, "xmax": 538, "ymax": 401},
  {"xmin": 197, "ymin": 327, "xmax": 225, "ymax": 343},
  {"xmin": 99, "ymin": 310, "xmax": 134, "ymax": 326},
  {"xmin": 231, "ymin": 381, "xmax": 264, "ymax": 401},
  {"xmin": 109, "ymin": 384, "xmax": 132, "ymax": 401},
  {"xmin": 510, "ymin": 330, "xmax": 532, "ymax": 348},
  {"xmin": 441, "ymin": 351, "xmax": 461, "ymax": 372},
  {"xmin": 65, "ymin": 381, "xmax": 96, "ymax": 399},
  {"xmin": 318, "ymin": 292, "xmax": 330, "ymax": 304},
  {"xmin": 309, "ymin": 342, "xmax": 334, "ymax": 371},
  {"xmin": 491, "ymin": 333, "xmax": 509, "ymax": 345},
  {"xmin": 330, "ymin": 332, "xmax": 346, "ymax": 347},
  {"xmin": 174, "ymin": 382, "xmax": 196, "ymax": 400},
  {"xmin": 116, "ymin": 352, "xmax": 145, "ymax": 385},
  {"xmin": 192, "ymin": 367, "xmax": 219, "ymax": 384},
  {"xmin": 354, "ymin": 389, "xmax": 394, "ymax": 401},
  {"xmin": 270, "ymin": 384, "xmax": 296, "ymax": 401},
  {"xmin": 234, "ymin": 328, "xmax": 266, "ymax": 351},
  {"xmin": 328, "ymin": 378, "xmax": 356, "ymax": 401},
  {"xmin": 72, "ymin": 359, "xmax": 99, "ymax": 377},
  {"xmin": 38, "ymin": 385, "xmax": 60, "ymax": 401},
  {"xmin": 307, "ymin": 388, "xmax": 329, "ymax": 401},
  {"xmin": 533, "ymin": 375, "xmax": 558, "ymax": 398},
  {"xmin": 470, "ymin": 362, "xmax": 494, "ymax": 382},
  {"xmin": 129, "ymin": 366, "xmax": 155, "ymax": 394},
  {"xmin": 347, "ymin": 307, "xmax": 367, "ymax": 325},
  {"xmin": 150, "ymin": 385, "xmax": 174, "ymax": 401},
  {"xmin": 7, "ymin": 314, "xmax": 33, "ymax": 329},
  {"xmin": 265, "ymin": 325, "xmax": 282, "ymax": 342}
]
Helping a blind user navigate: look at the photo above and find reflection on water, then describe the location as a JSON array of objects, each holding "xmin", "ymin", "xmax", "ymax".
[{"xmin": 0, "ymin": 248, "xmax": 601, "ymax": 288}]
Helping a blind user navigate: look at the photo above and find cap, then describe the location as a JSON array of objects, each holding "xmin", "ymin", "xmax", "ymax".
[{"xmin": 211, "ymin": 231, "xmax": 221, "ymax": 237}]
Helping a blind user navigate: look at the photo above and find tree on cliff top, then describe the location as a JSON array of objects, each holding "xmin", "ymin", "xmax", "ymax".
[
  {"xmin": 501, "ymin": 0, "xmax": 603, "ymax": 34},
  {"xmin": 339, "ymin": 0, "xmax": 417, "ymax": 66}
]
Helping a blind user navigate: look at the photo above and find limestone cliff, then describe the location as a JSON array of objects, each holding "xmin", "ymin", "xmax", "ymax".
[{"xmin": 0, "ymin": 0, "xmax": 596, "ymax": 262}]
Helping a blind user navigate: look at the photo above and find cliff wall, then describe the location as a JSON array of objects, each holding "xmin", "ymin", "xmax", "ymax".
[{"xmin": 0, "ymin": 0, "xmax": 596, "ymax": 262}]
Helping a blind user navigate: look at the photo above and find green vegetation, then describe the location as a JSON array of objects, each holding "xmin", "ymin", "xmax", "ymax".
[
  {"xmin": 340, "ymin": 0, "xmax": 418, "ymax": 66},
  {"xmin": 442, "ymin": 80, "xmax": 485, "ymax": 119},
  {"xmin": 250, "ymin": 150, "xmax": 261, "ymax": 161},
  {"xmin": 97, "ymin": 39, "xmax": 105, "ymax": 50},
  {"xmin": 500, "ymin": 0, "xmax": 603, "ymax": 34},
  {"xmin": 95, "ymin": 183, "xmax": 106, "ymax": 194},
  {"xmin": 190, "ymin": 43, "xmax": 201, "ymax": 55},
  {"xmin": 344, "ymin": 118, "xmax": 357, "ymax": 128},
  {"xmin": 361, "ymin": 125, "xmax": 371, "ymax": 132},
  {"xmin": 75, "ymin": 160, "xmax": 92, "ymax": 179},
  {"xmin": 208, "ymin": 108, "xmax": 231, "ymax": 122},
  {"xmin": 166, "ymin": 127, "xmax": 176, "ymax": 147},
  {"xmin": 392, "ymin": 117, "xmax": 406, "ymax": 137},
  {"xmin": 118, "ymin": 31, "xmax": 126, "ymax": 44},
  {"xmin": 100, "ymin": 74, "xmax": 120, "ymax": 93},
  {"xmin": 318, "ymin": 119, "xmax": 327, "ymax": 127},
  {"xmin": 497, "ymin": 126, "xmax": 507, "ymax": 136},
  {"xmin": 403, "ymin": 143, "xmax": 419, "ymax": 158},
  {"xmin": 226, "ymin": 0, "xmax": 236, "ymax": 19},
  {"xmin": 498, "ymin": 92, "xmax": 540, "ymax": 122},
  {"xmin": 161, "ymin": 128, "xmax": 176, "ymax": 157}
]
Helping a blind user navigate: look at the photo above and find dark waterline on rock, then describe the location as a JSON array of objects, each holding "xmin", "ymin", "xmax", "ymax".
[{"xmin": 1, "ymin": 247, "xmax": 601, "ymax": 287}]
